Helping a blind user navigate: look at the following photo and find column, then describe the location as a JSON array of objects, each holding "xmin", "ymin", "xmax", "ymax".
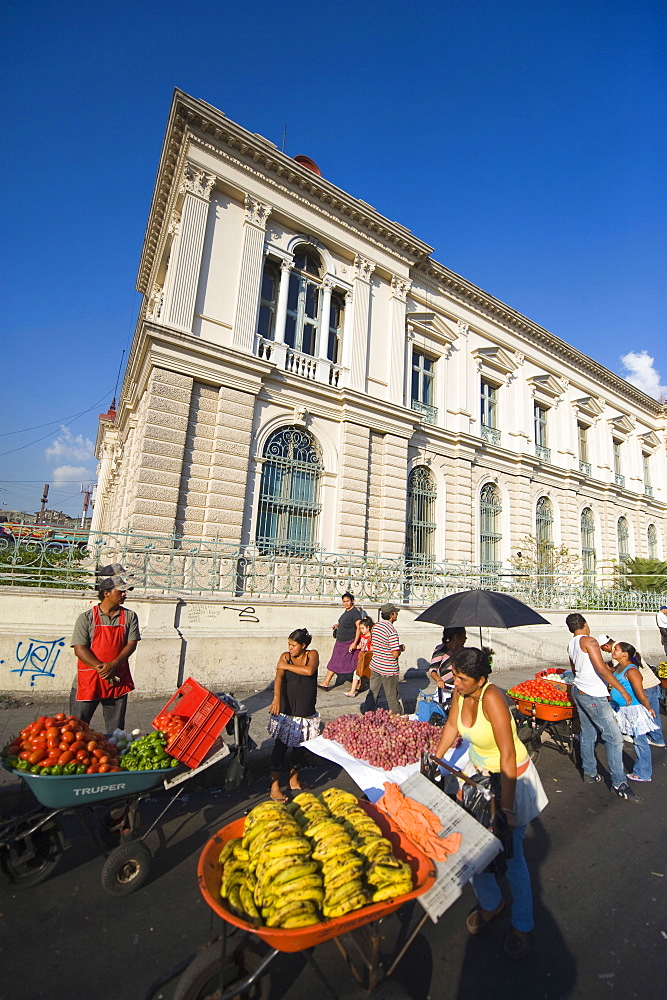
[
  {"xmin": 388, "ymin": 277, "xmax": 411, "ymax": 405},
  {"xmin": 232, "ymin": 195, "xmax": 272, "ymax": 353},
  {"xmin": 273, "ymin": 259, "xmax": 293, "ymax": 345},
  {"xmin": 163, "ymin": 163, "xmax": 216, "ymax": 332},
  {"xmin": 348, "ymin": 255, "xmax": 375, "ymax": 392},
  {"xmin": 318, "ymin": 278, "xmax": 334, "ymax": 360}
]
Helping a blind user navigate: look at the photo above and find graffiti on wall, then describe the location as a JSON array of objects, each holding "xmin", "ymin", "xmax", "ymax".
[{"xmin": 9, "ymin": 637, "xmax": 66, "ymax": 687}]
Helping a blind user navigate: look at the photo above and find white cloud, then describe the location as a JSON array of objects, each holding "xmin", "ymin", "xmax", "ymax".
[
  {"xmin": 51, "ymin": 465, "xmax": 94, "ymax": 487},
  {"xmin": 620, "ymin": 351, "xmax": 667, "ymax": 400},
  {"xmin": 45, "ymin": 426, "xmax": 94, "ymax": 463}
]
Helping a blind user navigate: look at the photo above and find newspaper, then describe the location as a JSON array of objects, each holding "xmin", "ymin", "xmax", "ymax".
[
  {"xmin": 399, "ymin": 771, "xmax": 502, "ymax": 922},
  {"xmin": 302, "ymin": 734, "xmax": 469, "ymax": 802}
]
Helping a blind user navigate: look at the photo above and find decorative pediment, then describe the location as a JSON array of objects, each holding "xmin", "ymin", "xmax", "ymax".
[
  {"xmin": 572, "ymin": 395, "xmax": 605, "ymax": 420},
  {"xmin": 471, "ymin": 345, "xmax": 518, "ymax": 379},
  {"xmin": 406, "ymin": 311, "xmax": 458, "ymax": 347},
  {"xmin": 527, "ymin": 373, "xmax": 566, "ymax": 400},
  {"xmin": 640, "ymin": 430, "xmax": 661, "ymax": 450},
  {"xmin": 609, "ymin": 413, "xmax": 634, "ymax": 437}
]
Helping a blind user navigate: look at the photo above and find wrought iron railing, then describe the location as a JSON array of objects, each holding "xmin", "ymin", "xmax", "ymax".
[
  {"xmin": 411, "ymin": 399, "xmax": 438, "ymax": 424},
  {"xmin": 481, "ymin": 425, "xmax": 501, "ymax": 446},
  {"xmin": 3, "ymin": 521, "xmax": 667, "ymax": 610},
  {"xmin": 615, "ymin": 473, "xmax": 626, "ymax": 488},
  {"xmin": 579, "ymin": 460, "xmax": 592, "ymax": 477},
  {"xmin": 645, "ymin": 484, "xmax": 654, "ymax": 498},
  {"xmin": 535, "ymin": 444, "xmax": 551, "ymax": 463}
]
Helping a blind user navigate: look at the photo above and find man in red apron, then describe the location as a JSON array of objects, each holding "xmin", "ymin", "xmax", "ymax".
[{"xmin": 70, "ymin": 566, "xmax": 140, "ymax": 731}]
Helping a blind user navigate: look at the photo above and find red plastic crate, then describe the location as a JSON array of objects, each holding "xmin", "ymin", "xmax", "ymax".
[{"xmin": 153, "ymin": 677, "xmax": 234, "ymax": 768}]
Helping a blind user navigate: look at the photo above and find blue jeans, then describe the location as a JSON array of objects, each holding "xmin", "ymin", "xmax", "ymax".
[
  {"xmin": 472, "ymin": 826, "xmax": 533, "ymax": 933},
  {"xmin": 629, "ymin": 730, "xmax": 652, "ymax": 780},
  {"xmin": 645, "ymin": 685, "xmax": 664, "ymax": 744},
  {"xmin": 571, "ymin": 689, "xmax": 626, "ymax": 789}
]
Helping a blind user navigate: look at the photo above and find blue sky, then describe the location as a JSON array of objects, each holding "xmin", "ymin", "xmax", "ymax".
[{"xmin": 1, "ymin": 0, "xmax": 665, "ymax": 517}]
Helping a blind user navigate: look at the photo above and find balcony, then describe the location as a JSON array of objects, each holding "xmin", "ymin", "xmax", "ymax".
[
  {"xmin": 411, "ymin": 399, "xmax": 438, "ymax": 424},
  {"xmin": 256, "ymin": 337, "xmax": 344, "ymax": 388},
  {"xmin": 481, "ymin": 425, "xmax": 501, "ymax": 446},
  {"xmin": 615, "ymin": 473, "xmax": 625, "ymax": 488},
  {"xmin": 645, "ymin": 484, "xmax": 654, "ymax": 498},
  {"xmin": 579, "ymin": 460, "xmax": 591, "ymax": 477},
  {"xmin": 535, "ymin": 444, "xmax": 551, "ymax": 463}
]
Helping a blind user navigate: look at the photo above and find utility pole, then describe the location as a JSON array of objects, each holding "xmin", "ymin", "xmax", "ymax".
[
  {"xmin": 80, "ymin": 483, "xmax": 93, "ymax": 528},
  {"xmin": 39, "ymin": 484, "xmax": 49, "ymax": 521}
]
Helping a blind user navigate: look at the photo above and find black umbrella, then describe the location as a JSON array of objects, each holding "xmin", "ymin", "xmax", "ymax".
[{"xmin": 415, "ymin": 590, "xmax": 549, "ymax": 644}]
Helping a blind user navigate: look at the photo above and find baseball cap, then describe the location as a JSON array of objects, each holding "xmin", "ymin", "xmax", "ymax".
[
  {"xmin": 98, "ymin": 575, "xmax": 133, "ymax": 592},
  {"xmin": 97, "ymin": 563, "xmax": 134, "ymax": 591},
  {"xmin": 596, "ymin": 634, "xmax": 613, "ymax": 646},
  {"xmin": 380, "ymin": 602, "xmax": 400, "ymax": 615}
]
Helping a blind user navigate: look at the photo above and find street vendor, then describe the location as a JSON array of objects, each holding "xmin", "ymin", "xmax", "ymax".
[{"xmin": 69, "ymin": 565, "xmax": 140, "ymax": 731}]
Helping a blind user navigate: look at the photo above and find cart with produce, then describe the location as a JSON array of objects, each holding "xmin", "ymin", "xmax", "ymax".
[
  {"xmin": 507, "ymin": 669, "xmax": 578, "ymax": 764},
  {"xmin": 0, "ymin": 678, "xmax": 251, "ymax": 895}
]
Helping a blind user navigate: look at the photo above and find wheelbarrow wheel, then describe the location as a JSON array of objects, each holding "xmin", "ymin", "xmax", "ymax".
[
  {"xmin": 174, "ymin": 939, "xmax": 271, "ymax": 1000},
  {"xmin": 516, "ymin": 724, "xmax": 541, "ymax": 763},
  {"xmin": 0, "ymin": 818, "xmax": 64, "ymax": 887},
  {"xmin": 101, "ymin": 841, "xmax": 151, "ymax": 896}
]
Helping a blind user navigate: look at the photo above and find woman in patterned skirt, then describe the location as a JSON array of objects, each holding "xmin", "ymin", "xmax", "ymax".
[
  {"xmin": 268, "ymin": 628, "xmax": 320, "ymax": 802},
  {"xmin": 318, "ymin": 592, "xmax": 363, "ymax": 690}
]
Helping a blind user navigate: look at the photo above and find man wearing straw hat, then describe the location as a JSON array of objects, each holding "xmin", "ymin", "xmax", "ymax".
[{"xmin": 69, "ymin": 564, "xmax": 141, "ymax": 731}]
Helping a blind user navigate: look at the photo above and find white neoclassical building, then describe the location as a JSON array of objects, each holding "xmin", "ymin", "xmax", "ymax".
[{"xmin": 92, "ymin": 89, "xmax": 666, "ymax": 590}]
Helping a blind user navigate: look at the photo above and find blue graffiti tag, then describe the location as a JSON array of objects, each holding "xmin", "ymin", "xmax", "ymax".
[{"xmin": 11, "ymin": 637, "xmax": 66, "ymax": 687}]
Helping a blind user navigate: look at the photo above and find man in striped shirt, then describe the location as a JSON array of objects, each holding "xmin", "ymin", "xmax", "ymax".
[{"xmin": 366, "ymin": 603, "xmax": 405, "ymax": 714}]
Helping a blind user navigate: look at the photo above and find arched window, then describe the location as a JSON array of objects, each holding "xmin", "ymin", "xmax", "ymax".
[
  {"xmin": 257, "ymin": 260, "xmax": 279, "ymax": 340},
  {"xmin": 480, "ymin": 483, "xmax": 502, "ymax": 571},
  {"xmin": 617, "ymin": 516, "xmax": 630, "ymax": 563},
  {"xmin": 406, "ymin": 467, "xmax": 437, "ymax": 565},
  {"xmin": 255, "ymin": 426, "xmax": 322, "ymax": 556},
  {"xmin": 285, "ymin": 247, "xmax": 323, "ymax": 356},
  {"xmin": 581, "ymin": 508, "xmax": 596, "ymax": 585},
  {"xmin": 648, "ymin": 524, "xmax": 658, "ymax": 559},
  {"xmin": 536, "ymin": 496, "xmax": 554, "ymax": 576}
]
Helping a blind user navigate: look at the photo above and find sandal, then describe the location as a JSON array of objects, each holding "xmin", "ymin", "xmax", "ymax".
[
  {"xmin": 269, "ymin": 792, "xmax": 289, "ymax": 803},
  {"xmin": 466, "ymin": 900, "xmax": 506, "ymax": 935},
  {"xmin": 344, "ymin": 691, "xmax": 358, "ymax": 697},
  {"xmin": 504, "ymin": 928, "xmax": 531, "ymax": 960},
  {"xmin": 317, "ymin": 684, "xmax": 331, "ymax": 691}
]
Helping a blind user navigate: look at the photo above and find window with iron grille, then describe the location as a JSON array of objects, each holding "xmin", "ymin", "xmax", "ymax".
[
  {"xmin": 581, "ymin": 507, "xmax": 596, "ymax": 584},
  {"xmin": 257, "ymin": 261, "xmax": 279, "ymax": 340},
  {"xmin": 480, "ymin": 483, "xmax": 502, "ymax": 570},
  {"xmin": 406, "ymin": 467, "xmax": 437, "ymax": 564},
  {"xmin": 534, "ymin": 404, "xmax": 550, "ymax": 461},
  {"xmin": 411, "ymin": 350, "xmax": 437, "ymax": 422},
  {"xmin": 255, "ymin": 426, "xmax": 322, "ymax": 555},
  {"xmin": 285, "ymin": 248, "xmax": 322, "ymax": 356},
  {"xmin": 536, "ymin": 496, "xmax": 554, "ymax": 576},
  {"xmin": 648, "ymin": 523, "xmax": 658, "ymax": 559},
  {"xmin": 617, "ymin": 516, "xmax": 630, "ymax": 562}
]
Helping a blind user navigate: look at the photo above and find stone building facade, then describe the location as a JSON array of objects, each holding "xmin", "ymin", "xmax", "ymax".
[{"xmin": 92, "ymin": 89, "xmax": 666, "ymax": 585}]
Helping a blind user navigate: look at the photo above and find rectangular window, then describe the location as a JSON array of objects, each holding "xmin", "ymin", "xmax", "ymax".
[
  {"xmin": 578, "ymin": 423, "xmax": 591, "ymax": 476},
  {"xmin": 534, "ymin": 404, "xmax": 550, "ymax": 461},
  {"xmin": 480, "ymin": 380, "xmax": 497, "ymax": 428},
  {"xmin": 643, "ymin": 452, "xmax": 653, "ymax": 497},
  {"xmin": 613, "ymin": 439, "xmax": 624, "ymax": 487},
  {"xmin": 411, "ymin": 350, "xmax": 437, "ymax": 422}
]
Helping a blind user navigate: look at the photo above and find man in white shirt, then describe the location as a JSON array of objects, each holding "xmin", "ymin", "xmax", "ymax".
[
  {"xmin": 565, "ymin": 613, "xmax": 637, "ymax": 801},
  {"xmin": 656, "ymin": 606, "xmax": 667, "ymax": 657}
]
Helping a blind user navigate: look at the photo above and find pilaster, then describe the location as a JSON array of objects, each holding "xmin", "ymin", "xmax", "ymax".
[
  {"xmin": 348, "ymin": 255, "xmax": 375, "ymax": 392},
  {"xmin": 388, "ymin": 277, "xmax": 410, "ymax": 404},
  {"xmin": 163, "ymin": 164, "xmax": 216, "ymax": 332},
  {"xmin": 232, "ymin": 195, "xmax": 272, "ymax": 353}
]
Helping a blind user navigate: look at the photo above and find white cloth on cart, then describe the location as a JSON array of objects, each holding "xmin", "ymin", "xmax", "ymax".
[{"xmin": 302, "ymin": 734, "xmax": 469, "ymax": 802}]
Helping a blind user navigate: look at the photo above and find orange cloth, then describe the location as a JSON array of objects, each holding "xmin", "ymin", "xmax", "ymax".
[{"xmin": 375, "ymin": 782, "xmax": 463, "ymax": 862}]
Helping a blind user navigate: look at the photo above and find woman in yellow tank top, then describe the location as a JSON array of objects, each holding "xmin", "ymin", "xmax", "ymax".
[{"xmin": 434, "ymin": 647, "xmax": 548, "ymax": 960}]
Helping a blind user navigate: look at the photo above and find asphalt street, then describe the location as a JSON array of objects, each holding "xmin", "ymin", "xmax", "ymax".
[{"xmin": 1, "ymin": 672, "xmax": 666, "ymax": 1000}]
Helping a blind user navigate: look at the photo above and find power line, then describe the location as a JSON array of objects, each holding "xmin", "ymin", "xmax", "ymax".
[
  {"xmin": 0, "ymin": 388, "xmax": 115, "ymax": 439},
  {"xmin": 0, "ymin": 387, "xmax": 115, "ymax": 459}
]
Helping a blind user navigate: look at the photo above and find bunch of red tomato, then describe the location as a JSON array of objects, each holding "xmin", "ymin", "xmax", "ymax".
[
  {"xmin": 4, "ymin": 713, "xmax": 121, "ymax": 776},
  {"xmin": 153, "ymin": 711, "xmax": 186, "ymax": 748},
  {"xmin": 507, "ymin": 679, "xmax": 573, "ymax": 707}
]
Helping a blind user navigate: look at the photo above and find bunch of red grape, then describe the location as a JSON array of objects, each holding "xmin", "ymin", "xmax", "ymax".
[{"xmin": 323, "ymin": 709, "xmax": 441, "ymax": 770}]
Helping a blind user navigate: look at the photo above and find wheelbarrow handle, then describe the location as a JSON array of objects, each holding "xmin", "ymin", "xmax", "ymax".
[{"xmin": 423, "ymin": 753, "xmax": 497, "ymax": 818}]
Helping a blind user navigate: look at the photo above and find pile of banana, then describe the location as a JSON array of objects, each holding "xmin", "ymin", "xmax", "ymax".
[{"xmin": 218, "ymin": 788, "xmax": 414, "ymax": 930}]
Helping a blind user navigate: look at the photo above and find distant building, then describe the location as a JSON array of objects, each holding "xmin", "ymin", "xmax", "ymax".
[{"xmin": 92, "ymin": 90, "xmax": 667, "ymax": 585}]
